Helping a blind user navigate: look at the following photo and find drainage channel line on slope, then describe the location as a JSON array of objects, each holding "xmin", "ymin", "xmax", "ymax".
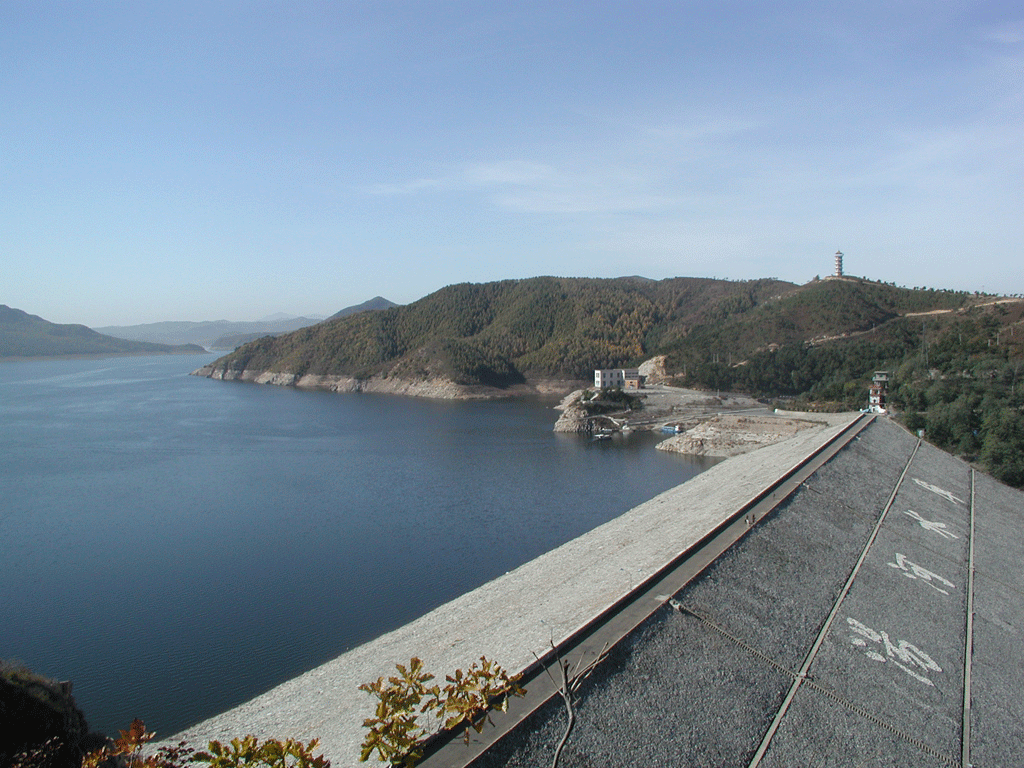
[
  {"xmin": 673, "ymin": 603, "xmax": 794, "ymax": 677},
  {"xmin": 415, "ymin": 415, "xmax": 874, "ymax": 768},
  {"xmin": 799, "ymin": 678, "xmax": 959, "ymax": 767},
  {"xmin": 679, "ymin": 601, "xmax": 958, "ymax": 767},
  {"xmin": 962, "ymin": 469, "xmax": 977, "ymax": 768},
  {"xmin": 746, "ymin": 437, "xmax": 922, "ymax": 768}
]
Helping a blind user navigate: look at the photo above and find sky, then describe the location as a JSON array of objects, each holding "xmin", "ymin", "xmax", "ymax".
[{"xmin": 3, "ymin": 1, "xmax": 1022, "ymax": 327}]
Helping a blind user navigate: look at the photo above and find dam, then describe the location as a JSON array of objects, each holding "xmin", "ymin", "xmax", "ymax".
[{"xmin": 167, "ymin": 413, "xmax": 1023, "ymax": 767}]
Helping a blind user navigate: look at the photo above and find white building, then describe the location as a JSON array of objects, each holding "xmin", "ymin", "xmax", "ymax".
[{"xmin": 594, "ymin": 368, "xmax": 643, "ymax": 390}]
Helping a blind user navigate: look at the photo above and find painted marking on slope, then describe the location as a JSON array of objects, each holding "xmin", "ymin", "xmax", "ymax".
[
  {"xmin": 847, "ymin": 617, "xmax": 942, "ymax": 686},
  {"xmin": 903, "ymin": 509, "xmax": 959, "ymax": 540},
  {"xmin": 887, "ymin": 553, "xmax": 955, "ymax": 595},
  {"xmin": 912, "ymin": 478, "xmax": 965, "ymax": 506}
]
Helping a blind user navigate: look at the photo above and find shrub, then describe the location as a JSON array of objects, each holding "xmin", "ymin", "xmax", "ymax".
[{"xmin": 359, "ymin": 657, "xmax": 524, "ymax": 767}]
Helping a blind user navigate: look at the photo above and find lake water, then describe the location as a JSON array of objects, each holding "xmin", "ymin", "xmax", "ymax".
[{"xmin": 0, "ymin": 353, "xmax": 714, "ymax": 737}]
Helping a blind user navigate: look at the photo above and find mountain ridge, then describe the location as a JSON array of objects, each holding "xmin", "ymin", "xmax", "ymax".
[
  {"xmin": 94, "ymin": 316, "xmax": 323, "ymax": 349},
  {"xmin": 196, "ymin": 276, "xmax": 797, "ymax": 388},
  {"xmin": 95, "ymin": 297, "xmax": 399, "ymax": 349},
  {"xmin": 0, "ymin": 305, "xmax": 206, "ymax": 358}
]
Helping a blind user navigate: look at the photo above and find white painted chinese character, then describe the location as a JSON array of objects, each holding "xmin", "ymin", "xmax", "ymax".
[
  {"xmin": 903, "ymin": 509, "xmax": 959, "ymax": 540},
  {"xmin": 912, "ymin": 478, "xmax": 965, "ymax": 506},
  {"xmin": 887, "ymin": 553, "xmax": 955, "ymax": 595},
  {"xmin": 846, "ymin": 617, "xmax": 942, "ymax": 686}
]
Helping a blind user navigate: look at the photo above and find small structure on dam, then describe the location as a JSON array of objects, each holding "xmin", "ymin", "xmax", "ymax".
[{"xmin": 869, "ymin": 370, "xmax": 891, "ymax": 412}]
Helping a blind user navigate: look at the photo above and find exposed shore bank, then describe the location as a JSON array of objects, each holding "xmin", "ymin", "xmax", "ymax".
[
  {"xmin": 190, "ymin": 364, "xmax": 585, "ymax": 401},
  {"xmin": 656, "ymin": 412, "xmax": 836, "ymax": 457},
  {"xmin": 192, "ymin": 363, "xmax": 836, "ymax": 459}
]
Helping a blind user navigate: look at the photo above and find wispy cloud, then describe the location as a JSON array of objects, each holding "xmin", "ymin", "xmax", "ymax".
[
  {"xmin": 361, "ymin": 92, "xmax": 1023, "ymax": 291},
  {"xmin": 640, "ymin": 117, "xmax": 764, "ymax": 143},
  {"xmin": 365, "ymin": 117, "xmax": 759, "ymax": 216},
  {"xmin": 367, "ymin": 157, "xmax": 683, "ymax": 214},
  {"xmin": 462, "ymin": 161, "xmax": 555, "ymax": 186}
]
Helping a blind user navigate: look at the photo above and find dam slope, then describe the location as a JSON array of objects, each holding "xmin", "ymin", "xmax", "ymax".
[{"xmin": 166, "ymin": 414, "xmax": 860, "ymax": 765}]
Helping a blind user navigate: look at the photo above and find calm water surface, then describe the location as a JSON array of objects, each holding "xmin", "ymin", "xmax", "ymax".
[{"xmin": 0, "ymin": 353, "xmax": 715, "ymax": 736}]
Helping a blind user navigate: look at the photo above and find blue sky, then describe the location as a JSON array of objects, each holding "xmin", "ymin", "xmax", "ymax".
[{"xmin": 3, "ymin": 1, "xmax": 1022, "ymax": 326}]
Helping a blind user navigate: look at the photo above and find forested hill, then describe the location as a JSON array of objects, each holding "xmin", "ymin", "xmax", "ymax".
[
  {"xmin": 204, "ymin": 275, "xmax": 973, "ymax": 386},
  {"xmin": 205, "ymin": 276, "xmax": 789, "ymax": 385},
  {"xmin": 0, "ymin": 305, "xmax": 205, "ymax": 358}
]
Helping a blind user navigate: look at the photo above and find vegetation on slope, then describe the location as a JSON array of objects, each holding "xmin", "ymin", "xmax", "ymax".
[
  {"xmin": 1, "ymin": 659, "xmax": 104, "ymax": 768},
  {"xmin": 213, "ymin": 276, "xmax": 980, "ymax": 388},
  {"xmin": 0, "ymin": 306, "xmax": 204, "ymax": 358},
  {"xmin": 210, "ymin": 276, "xmax": 799, "ymax": 383},
  {"xmin": 325, "ymin": 296, "xmax": 398, "ymax": 321},
  {"xmin": 205, "ymin": 275, "xmax": 1022, "ymax": 486},
  {"xmin": 674, "ymin": 288, "xmax": 1023, "ymax": 487}
]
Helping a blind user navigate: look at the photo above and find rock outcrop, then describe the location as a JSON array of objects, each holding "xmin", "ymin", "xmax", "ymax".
[
  {"xmin": 638, "ymin": 355, "xmax": 668, "ymax": 385},
  {"xmin": 553, "ymin": 389, "xmax": 593, "ymax": 433},
  {"xmin": 0, "ymin": 664, "xmax": 105, "ymax": 768}
]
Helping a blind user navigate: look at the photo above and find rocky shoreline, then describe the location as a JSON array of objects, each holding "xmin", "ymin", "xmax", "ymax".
[
  {"xmin": 553, "ymin": 378, "xmax": 853, "ymax": 459},
  {"xmin": 190, "ymin": 364, "xmax": 583, "ymax": 401},
  {"xmin": 552, "ymin": 389, "xmax": 593, "ymax": 432}
]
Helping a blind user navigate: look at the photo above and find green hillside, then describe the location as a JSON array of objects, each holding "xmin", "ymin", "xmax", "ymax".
[
  {"xmin": 211, "ymin": 275, "xmax": 985, "ymax": 386},
  {"xmin": 0, "ymin": 305, "xmax": 206, "ymax": 358},
  {"xmin": 670, "ymin": 283, "xmax": 1023, "ymax": 486},
  {"xmin": 211, "ymin": 276, "xmax": 799, "ymax": 382},
  {"xmin": 204, "ymin": 275, "xmax": 1024, "ymax": 485},
  {"xmin": 207, "ymin": 276, "xmax": 961, "ymax": 380}
]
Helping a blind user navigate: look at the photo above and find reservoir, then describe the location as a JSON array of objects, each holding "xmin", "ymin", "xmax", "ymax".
[{"xmin": 0, "ymin": 353, "xmax": 714, "ymax": 737}]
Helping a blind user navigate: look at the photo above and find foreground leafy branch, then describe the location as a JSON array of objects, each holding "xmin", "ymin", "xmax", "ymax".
[
  {"xmin": 358, "ymin": 658, "xmax": 436, "ymax": 766},
  {"xmin": 76, "ymin": 718, "xmax": 329, "ymax": 768},
  {"xmin": 193, "ymin": 736, "xmax": 328, "ymax": 768},
  {"xmin": 358, "ymin": 656, "xmax": 525, "ymax": 766}
]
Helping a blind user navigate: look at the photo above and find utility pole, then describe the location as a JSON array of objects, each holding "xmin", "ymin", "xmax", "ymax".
[{"xmin": 922, "ymin": 321, "xmax": 929, "ymax": 369}]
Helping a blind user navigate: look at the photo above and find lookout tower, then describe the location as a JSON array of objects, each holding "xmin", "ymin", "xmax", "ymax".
[
  {"xmin": 869, "ymin": 370, "xmax": 890, "ymax": 413},
  {"xmin": 835, "ymin": 250, "xmax": 844, "ymax": 277}
]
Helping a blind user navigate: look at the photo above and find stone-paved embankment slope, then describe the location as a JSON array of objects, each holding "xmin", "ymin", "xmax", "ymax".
[
  {"xmin": 164, "ymin": 413, "xmax": 861, "ymax": 766},
  {"xmin": 473, "ymin": 418, "xmax": 1024, "ymax": 767}
]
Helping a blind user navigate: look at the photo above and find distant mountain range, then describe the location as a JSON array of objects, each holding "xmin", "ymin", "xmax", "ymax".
[
  {"xmin": 94, "ymin": 297, "xmax": 398, "ymax": 349},
  {"xmin": 0, "ymin": 305, "xmax": 205, "ymax": 358},
  {"xmin": 93, "ymin": 315, "xmax": 322, "ymax": 350}
]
